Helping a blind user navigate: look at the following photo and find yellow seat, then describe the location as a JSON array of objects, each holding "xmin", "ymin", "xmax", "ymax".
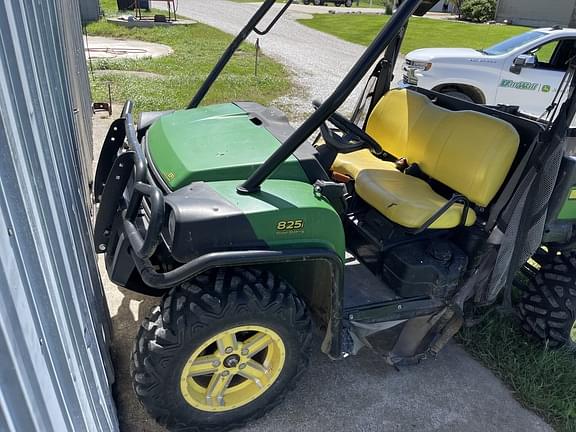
[
  {"xmin": 349, "ymin": 89, "xmax": 520, "ymax": 229},
  {"xmin": 332, "ymin": 149, "xmax": 396, "ymax": 178},
  {"xmin": 356, "ymin": 170, "xmax": 477, "ymax": 229}
]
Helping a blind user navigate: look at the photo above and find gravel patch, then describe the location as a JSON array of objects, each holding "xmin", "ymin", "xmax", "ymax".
[{"xmin": 175, "ymin": 0, "xmax": 404, "ymax": 121}]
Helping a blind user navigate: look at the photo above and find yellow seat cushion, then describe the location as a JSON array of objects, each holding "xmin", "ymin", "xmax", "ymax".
[
  {"xmin": 332, "ymin": 149, "xmax": 396, "ymax": 178},
  {"xmin": 356, "ymin": 169, "xmax": 477, "ymax": 229},
  {"xmin": 366, "ymin": 89, "xmax": 520, "ymax": 207}
]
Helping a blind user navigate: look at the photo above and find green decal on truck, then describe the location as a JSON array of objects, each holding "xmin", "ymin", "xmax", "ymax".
[{"xmin": 499, "ymin": 79, "xmax": 539, "ymax": 91}]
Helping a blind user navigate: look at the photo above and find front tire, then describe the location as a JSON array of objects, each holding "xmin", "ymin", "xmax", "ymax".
[
  {"xmin": 518, "ymin": 251, "xmax": 576, "ymax": 351},
  {"xmin": 132, "ymin": 268, "xmax": 313, "ymax": 431}
]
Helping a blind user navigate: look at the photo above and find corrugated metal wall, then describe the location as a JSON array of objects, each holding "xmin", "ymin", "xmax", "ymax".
[
  {"xmin": 495, "ymin": 0, "xmax": 576, "ymax": 27},
  {"xmin": 0, "ymin": 0, "xmax": 119, "ymax": 430}
]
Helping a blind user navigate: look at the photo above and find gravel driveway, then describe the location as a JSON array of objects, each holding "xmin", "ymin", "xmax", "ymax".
[
  {"xmin": 100, "ymin": 3, "xmax": 554, "ymax": 431},
  {"xmin": 176, "ymin": 0, "xmax": 402, "ymax": 119}
]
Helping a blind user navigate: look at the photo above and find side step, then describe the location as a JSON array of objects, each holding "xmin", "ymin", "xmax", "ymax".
[{"xmin": 345, "ymin": 296, "xmax": 444, "ymax": 324}]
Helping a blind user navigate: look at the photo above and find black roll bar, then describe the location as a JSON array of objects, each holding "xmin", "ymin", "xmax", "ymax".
[
  {"xmin": 238, "ymin": 0, "xmax": 423, "ymax": 194},
  {"xmin": 187, "ymin": 0, "xmax": 293, "ymax": 109}
]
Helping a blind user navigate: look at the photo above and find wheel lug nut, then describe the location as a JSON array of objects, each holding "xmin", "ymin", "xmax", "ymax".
[
  {"xmin": 239, "ymin": 363, "xmax": 246, "ymax": 370},
  {"xmin": 221, "ymin": 370, "xmax": 230, "ymax": 377},
  {"xmin": 212, "ymin": 360, "xmax": 220, "ymax": 367},
  {"xmin": 241, "ymin": 348, "xmax": 249, "ymax": 356},
  {"xmin": 225, "ymin": 346, "xmax": 233, "ymax": 354}
]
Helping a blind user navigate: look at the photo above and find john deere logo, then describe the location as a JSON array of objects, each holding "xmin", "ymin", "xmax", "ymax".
[
  {"xmin": 165, "ymin": 172, "xmax": 176, "ymax": 181},
  {"xmin": 542, "ymin": 85, "xmax": 551, "ymax": 93}
]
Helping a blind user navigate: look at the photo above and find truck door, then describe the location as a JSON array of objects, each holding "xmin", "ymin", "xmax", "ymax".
[{"xmin": 495, "ymin": 39, "xmax": 575, "ymax": 117}]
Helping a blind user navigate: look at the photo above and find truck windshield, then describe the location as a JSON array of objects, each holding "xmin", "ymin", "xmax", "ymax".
[{"xmin": 483, "ymin": 30, "xmax": 547, "ymax": 55}]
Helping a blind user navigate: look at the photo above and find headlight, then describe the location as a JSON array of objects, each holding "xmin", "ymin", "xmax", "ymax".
[
  {"xmin": 168, "ymin": 210, "xmax": 176, "ymax": 242},
  {"xmin": 403, "ymin": 60, "xmax": 433, "ymax": 85},
  {"xmin": 405, "ymin": 59, "xmax": 433, "ymax": 71}
]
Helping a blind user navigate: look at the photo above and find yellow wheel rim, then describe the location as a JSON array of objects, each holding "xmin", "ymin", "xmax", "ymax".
[
  {"xmin": 179, "ymin": 325, "xmax": 286, "ymax": 412},
  {"xmin": 570, "ymin": 320, "xmax": 576, "ymax": 344}
]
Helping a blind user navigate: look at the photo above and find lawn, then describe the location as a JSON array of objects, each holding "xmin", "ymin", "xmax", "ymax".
[
  {"xmin": 87, "ymin": 0, "xmax": 291, "ymax": 115},
  {"xmin": 298, "ymin": 14, "xmax": 529, "ymax": 53},
  {"xmin": 459, "ymin": 314, "xmax": 576, "ymax": 432}
]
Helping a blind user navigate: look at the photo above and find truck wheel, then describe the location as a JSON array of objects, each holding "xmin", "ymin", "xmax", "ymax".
[
  {"xmin": 440, "ymin": 89, "xmax": 474, "ymax": 103},
  {"xmin": 518, "ymin": 251, "xmax": 576, "ymax": 351},
  {"xmin": 345, "ymin": 0, "xmax": 353, "ymax": 6},
  {"xmin": 303, "ymin": 0, "xmax": 310, "ymax": 4},
  {"xmin": 132, "ymin": 268, "xmax": 313, "ymax": 431},
  {"xmin": 313, "ymin": 0, "xmax": 322, "ymax": 5}
]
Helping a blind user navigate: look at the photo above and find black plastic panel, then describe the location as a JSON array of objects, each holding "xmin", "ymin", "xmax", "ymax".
[
  {"xmin": 164, "ymin": 182, "xmax": 267, "ymax": 263},
  {"xmin": 234, "ymin": 101, "xmax": 330, "ymax": 183}
]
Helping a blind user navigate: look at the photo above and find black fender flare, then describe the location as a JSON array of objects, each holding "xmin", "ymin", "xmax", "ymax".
[{"xmin": 131, "ymin": 248, "xmax": 346, "ymax": 359}]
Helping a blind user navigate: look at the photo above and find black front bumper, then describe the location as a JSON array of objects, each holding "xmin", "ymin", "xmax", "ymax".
[{"xmin": 93, "ymin": 101, "xmax": 166, "ymax": 287}]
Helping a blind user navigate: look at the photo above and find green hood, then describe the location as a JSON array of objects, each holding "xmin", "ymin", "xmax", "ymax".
[{"xmin": 146, "ymin": 103, "xmax": 308, "ymax": 190}]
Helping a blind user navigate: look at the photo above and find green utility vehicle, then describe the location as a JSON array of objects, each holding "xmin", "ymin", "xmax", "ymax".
[{"xmin": 94, "ymin": 0, "xmax": 576, "ymax": 430}]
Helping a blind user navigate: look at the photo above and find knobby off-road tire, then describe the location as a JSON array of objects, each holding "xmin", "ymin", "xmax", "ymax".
[
  {"xmin": 132, "ymin": 268, "xmax": 313, "ymax": 432},
  {"xmin": 518, "ymin": 251, "xmax": 576, "ymax": 351}
]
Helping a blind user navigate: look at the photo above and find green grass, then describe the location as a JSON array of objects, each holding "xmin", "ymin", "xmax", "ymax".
[
  {"xmin": 87, "ymin": 0, "xmax": 291, "ymax": 115},
  {"xmin": 459, "ymin": 314, "xmax": 576, "ymax": 432},
  {"xmin": 298, "ymin": 14, "xmax": 529, "ymax": 53}
]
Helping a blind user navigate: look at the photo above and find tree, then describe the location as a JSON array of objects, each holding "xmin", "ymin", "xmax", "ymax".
[{"xmin": 460, "ymin": 0, "xmax": 496, "ymax": 22}]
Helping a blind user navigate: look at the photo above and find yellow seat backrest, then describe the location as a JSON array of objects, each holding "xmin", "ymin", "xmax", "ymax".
[{"xmin": 365, "ymin": 89, "xmax": 520, "ymax": 207}]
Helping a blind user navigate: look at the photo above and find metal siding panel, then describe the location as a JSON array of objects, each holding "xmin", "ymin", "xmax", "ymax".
[
  {"xmin": 0, "ymin": 0, "xmax": 118, "ymax": 430},
  {"xmin": 496, "ymin": 0, "xmax": 576, "ymax": 27}
]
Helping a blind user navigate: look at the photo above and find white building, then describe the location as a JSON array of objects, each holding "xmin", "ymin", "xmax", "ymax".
[{"xmin": 496, "ymin": 0, "xmax": 576, "ymax": 28}]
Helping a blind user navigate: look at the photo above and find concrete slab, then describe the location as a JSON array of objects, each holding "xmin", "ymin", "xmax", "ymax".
[
  {"xmin": 107, "ymin": 16, "xmax": 197, "ymax": 28},
  {"xmin": 92, "ymin": 106, "xmax": 552, "ymax": 432},
  {"xmin": 424, "ymin": 11, "xmax": 460, "ymax": 20},
  {"xmin": 84, "ymin": 36, "xmax": 173, "ymax": 60}
]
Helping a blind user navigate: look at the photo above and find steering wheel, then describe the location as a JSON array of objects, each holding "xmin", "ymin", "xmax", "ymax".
[{"xmin": 313, "ymin": 100, "xmax": 385, "ymax": 156}]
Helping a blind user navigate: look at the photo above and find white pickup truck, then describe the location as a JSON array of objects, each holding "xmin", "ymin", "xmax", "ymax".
[{"xmin": 401, "ymin": 26, "xmax": 576, "ymax": 117}]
